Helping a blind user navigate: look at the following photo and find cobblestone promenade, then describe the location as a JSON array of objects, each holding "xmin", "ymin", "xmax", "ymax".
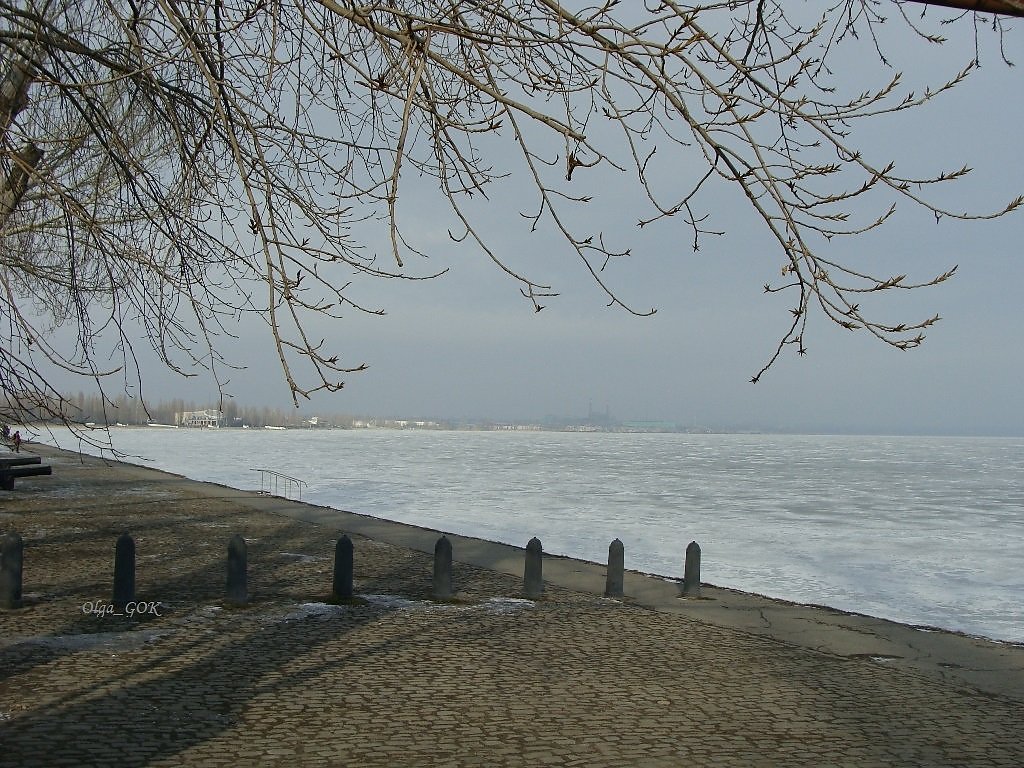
[{"xmin": 1, "ymin": 447, "xmax": 1022, "ymax": 767}]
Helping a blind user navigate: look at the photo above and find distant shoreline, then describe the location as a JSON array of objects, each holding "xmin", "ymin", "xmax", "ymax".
[{"xmin": 22, "ymin": 420, "xmax": 1024, "ymax": 440}]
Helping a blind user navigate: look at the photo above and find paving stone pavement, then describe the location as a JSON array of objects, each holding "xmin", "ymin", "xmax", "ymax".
[{"xmin": 0, "ymin": 446, "xmax": 1022, "ymax": 767}]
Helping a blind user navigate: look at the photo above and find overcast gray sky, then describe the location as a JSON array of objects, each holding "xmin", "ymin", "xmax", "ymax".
[{"xmin": 125, "ymin": 10, "xmax": 1024, "ymax": 436}]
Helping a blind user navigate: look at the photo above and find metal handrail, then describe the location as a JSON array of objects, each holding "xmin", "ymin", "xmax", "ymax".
[{"xmin": 252, "ymin": 468, "xmax": 307, "ymax": 501}]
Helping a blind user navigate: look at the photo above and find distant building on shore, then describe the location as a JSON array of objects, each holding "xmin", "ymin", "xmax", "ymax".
[{"xmin": 177, "ymin": 409, "xmax": 223, "ymax": 428}]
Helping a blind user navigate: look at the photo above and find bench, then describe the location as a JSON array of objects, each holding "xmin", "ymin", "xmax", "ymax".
[
  {"xmin": 0, "ymin": 455, "xmax": 52, "ymax": 490},
  {"xmin": 0, "ymin": 455, "xmax": 42, "ymax": 467}
]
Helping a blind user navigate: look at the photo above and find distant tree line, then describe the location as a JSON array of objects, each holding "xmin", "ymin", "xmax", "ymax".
[{"xmin": 53, "ymin": 392, "xmax": 356, "ymax": 429}]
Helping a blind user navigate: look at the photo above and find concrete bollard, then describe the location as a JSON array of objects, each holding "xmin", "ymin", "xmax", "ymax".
[
  {"xmin": 433, "ymin": 535, "xmax": 453, "ymax": 600},
  {"xmin": 605, "ymin": 538, "xmax": 624, "ymax": 599},
  {"xmin": 0, "ymin": 532, "xmax": 23, "ymax": 609},
  {"xmin": 333, "ymin": 535, "xmax": 354, "ymax": 600},
  {"xmin": 112, "ymin": 532, "xmax": 135, "ymax": 610},
  {"xmin": 524, "ymin": 537, "xmax": 544, "ymax": 599},
  {"xmin": 682, "ymin": 540, "xmax": 701, "ymax": 597},
  {"xmin": 226, "ymin": 534, "xmax": 248, "ymax": 605}
]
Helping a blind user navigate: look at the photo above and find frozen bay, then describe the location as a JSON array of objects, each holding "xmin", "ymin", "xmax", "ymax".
[{"xmin": 43, "ymin": 427, "xmax": 1024, "ymax": 643}]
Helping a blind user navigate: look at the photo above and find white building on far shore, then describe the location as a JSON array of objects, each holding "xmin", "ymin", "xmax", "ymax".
[{"xmin": 177, "ymin": 409, "xmax": 223, "ymax": 428}]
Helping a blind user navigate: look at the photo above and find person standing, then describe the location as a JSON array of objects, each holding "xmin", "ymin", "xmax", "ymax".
[{"xmin": 12, "ymin": 430, "xmax": 21, "ymax": 453}]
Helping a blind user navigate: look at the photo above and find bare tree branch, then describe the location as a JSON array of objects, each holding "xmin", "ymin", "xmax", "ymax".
[{"xmin": 0, "ymin": 0, "xmax": 1019, "ymax": 428}]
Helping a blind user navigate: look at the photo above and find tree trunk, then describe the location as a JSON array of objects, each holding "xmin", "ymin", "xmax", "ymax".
[
  {"xmin": 0, "ymin": 142, "xmax": 43, "ymax": 223},
  {"xmin": 0, "ymin": 58, "xmax": 33, "ymax": 133}
]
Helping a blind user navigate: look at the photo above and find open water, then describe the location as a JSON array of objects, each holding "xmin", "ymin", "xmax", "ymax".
[{"xmin": 42, "ymin": 427, "xmax": 1024, "ymax": 643}]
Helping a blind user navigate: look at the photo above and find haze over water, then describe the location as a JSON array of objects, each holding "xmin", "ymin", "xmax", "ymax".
[{"xmin": 45, "ymin": 427, "xmax": 1024, "ymax": 643}]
